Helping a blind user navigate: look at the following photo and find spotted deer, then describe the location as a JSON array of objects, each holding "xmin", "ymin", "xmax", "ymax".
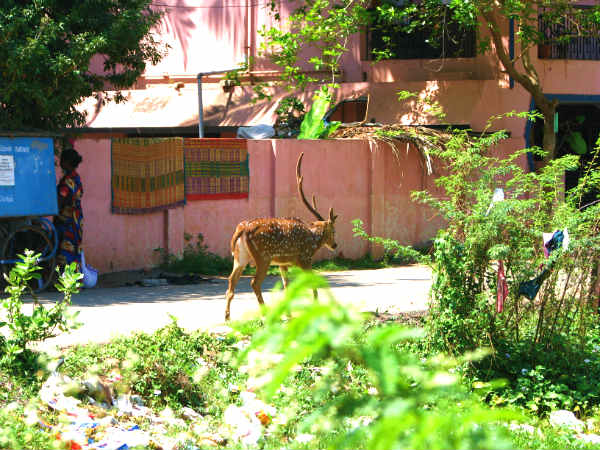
[{"xmin": 224, "ymin": 152, "xmax": 338, "ymax": 321}]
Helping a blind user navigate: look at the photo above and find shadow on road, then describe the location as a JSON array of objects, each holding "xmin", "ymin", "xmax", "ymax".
[{"xmin": 31, "ymin": 268, "xmax": 432, "ymax": 308}]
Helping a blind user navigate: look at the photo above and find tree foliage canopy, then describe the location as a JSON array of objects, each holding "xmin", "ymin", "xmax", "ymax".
[
  {"xmin": 372, "ymin": 0, "xmax": 600, "ymax": 158},
  {"xmin": 262, "ymin": 0, "xmax": 600, "ymax": 157},
  {"xmin": 259, "ymin": 0, "xmax": 370, "ymax": 93},
  {"xmin": 0, "ymin": 0, "xmax": 164, "ymax": 130}
]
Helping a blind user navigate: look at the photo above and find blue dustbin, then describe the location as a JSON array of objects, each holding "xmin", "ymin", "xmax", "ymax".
[{"xmin": 0, "ymin": 137, "xmax": 58, "ymax": 218}]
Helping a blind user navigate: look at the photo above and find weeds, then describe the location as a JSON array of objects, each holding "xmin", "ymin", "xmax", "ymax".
[
  {"xmin": 353, "ymin": 114, "xmax": 600, "ymax": 417},
  {"xmin": 234, "ymin": 272, "xmax": 518, "ymax": 449},
  {"xmin": 157, "ymin": 232, "xmax": 417, "ymax": 278},
  {"xmin": 155, "ymin": 233, "xmax": 233, "ymax": 276},
  {"xmin": 1, "ymin": 250, "xmax": 81, "ymax": 364}
]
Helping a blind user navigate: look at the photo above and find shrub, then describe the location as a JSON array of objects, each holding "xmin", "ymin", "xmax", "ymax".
[
  {"xmin": 156, "ymin": 233, "xmax": 233, "ymax": 276},
  {"xmin": 61, "ymin": 317, "xmax": 242, "ymax": 411},
  {"xmin": 0, "ymin": 403, "xmax": 57, "ymax": 450},
  {"xmin": 356, "ymin": 114, "xmax": 600, "ymax": 358},
  {"xmin": 235, "ymin": 271, "xmax": 518, "ymax": 449},
  {"xmin": 1, "ymin": 250, "xmax": 81, "ymax": 363}
]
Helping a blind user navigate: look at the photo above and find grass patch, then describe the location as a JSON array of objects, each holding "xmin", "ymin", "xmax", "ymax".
[
  {"xmin": 158, "ymin": 233, "xmax": 422, "ymax": 277},
  {"xmin": 61, "ymin": 317, "xmax": 242, "ymax": 411},
  {"xmin": 312, "ymin": 254, "xmax": 394, "ymax": 271},
  {"xmin": 242, "ymin": 254, "xmax": 409, "ymax": 277},
  {"xmin": 157, "ymin": 233, "xmax": 233, "ymax": 276}
]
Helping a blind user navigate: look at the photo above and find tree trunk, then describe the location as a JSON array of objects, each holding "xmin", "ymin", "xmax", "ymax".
[
  {"xmin": 478, "ymin": 9, "xmax": 559, "ymax": 163},
  {"xmin": 532, "ymin": 93, "xmax": 558, "ymax": 163},
  {"xmin": 542, "ymin": 108, "xmax": 557, "ymax": 162}
]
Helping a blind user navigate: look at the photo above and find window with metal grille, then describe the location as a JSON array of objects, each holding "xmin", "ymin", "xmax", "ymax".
[
  {"xmin": 366, "ymin": 7, "xmax": 476, "ymax": 60},
  {"xmin": 538, "ymin": 6, "xmax": 600, "ymax": 60}
]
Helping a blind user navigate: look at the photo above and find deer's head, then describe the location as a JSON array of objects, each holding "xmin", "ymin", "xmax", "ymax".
[{"xmin": 297, "ymin": 153, "xmax": 338, "ymax": 251}]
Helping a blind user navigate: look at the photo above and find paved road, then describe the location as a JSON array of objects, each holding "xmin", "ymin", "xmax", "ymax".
[{"xmin": 30, "ymin": 266, "xmax": 432, "ymax": 350}]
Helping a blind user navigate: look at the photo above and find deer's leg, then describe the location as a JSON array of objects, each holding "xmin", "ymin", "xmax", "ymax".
[
  {"xmin": 298, "ymin": 259, "xmax": 318, "ymax": 299},
  {"xmin": 251, "ymin": 259, "xmax": 269, "ymax": 307},
  {"xmin": 225, "ymin": 237, "xmax": 250, "ymax": 321},
  {"xmin": 279, "ymin": 266, "xmax": 289, "ymax": 289}
]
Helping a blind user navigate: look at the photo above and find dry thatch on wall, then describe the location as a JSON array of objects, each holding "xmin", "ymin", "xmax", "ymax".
[{"xmin": 329, "ymin": 123, "xmax": 454, "ymax": 175}]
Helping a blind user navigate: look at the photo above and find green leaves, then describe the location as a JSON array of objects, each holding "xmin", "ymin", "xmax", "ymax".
[
  {"xmin": 0, "ymin": 0, "xmax": 164, "ymax": 130},
  {"xmin": 1, "ymin": 250, "xmax": 81, "ymax": 362},
  {"xmin": 258, "ymin": 0, "xmax": 369, "ymax": 93},
  {"xmin": 298, "ymin": 91, "xmax": 340, "ymax": 139},
  {"xmin": 235, "ymin": 271, "xmax": 517, "ymax": 449}
]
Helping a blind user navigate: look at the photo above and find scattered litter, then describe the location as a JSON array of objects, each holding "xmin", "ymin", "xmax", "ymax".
[
  {"xmin": 548, "ymin": 410, "xmax": 585, "ymax": 432},
  {"xmin": 224, "ymin": 404, "xmax": 262, "ymax": 446},
  {"xmin": 485, "ymin": 188, "xmax": 505, "ymax": 216},
  {"xmin": 181, "ymin": 407, "xmax": 202, "ymax": 421},
  {"xmin": 35, "ymin": 355, "xmax": 277, "ymax": 450},
  {"xmin": 576, "ymin": 433, "xmax": 600, "ymax": 444},
  {"xmin": 231, "ymin": 340, "xmax": 250, "ymax": 351},
  {"xmin": 296, "ymin": 433, "xmax": 315, "ymax": 443},
  {"xmin": 36, "ymin": 368, "xmax": 219, "ymax": 450},
  {"xmin": 223, "ymin": 391, "xmax": 277, "ymax": 445},
  {"xmin": 236, "ymin": 124, "xmax": 275, "ymax": 139},
  {"xmin": 208, "ymin": 325, "xmax": 233, "ymax": 335},
  {"xmin": 509, "ymin": 423, "xmax": 536, "ymax": 434}
]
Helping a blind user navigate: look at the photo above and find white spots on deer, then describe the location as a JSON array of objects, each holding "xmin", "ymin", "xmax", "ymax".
[{"xmin": 224, "ymin": 152, "xmax": 338, "ymax": 321}]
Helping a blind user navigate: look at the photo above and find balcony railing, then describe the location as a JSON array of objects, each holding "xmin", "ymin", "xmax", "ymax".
[
  {"xmin": 367, "ymin": 16, "xmax": 476, "ymax": 60},
  {"xmin": 538, "ymin": 8, "xmax": 600, "ymax": 60}
]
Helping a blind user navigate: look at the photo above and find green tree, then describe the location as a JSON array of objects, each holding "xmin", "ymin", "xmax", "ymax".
[
  {"xmin": 259, "ymin": 0, "xmax": 370, "ymax": 95},
  {"xmin": 0, "ymin": 0, "xmax": 164, "ymax": 130},
  {"xmin": 372, "ymin": 0, "xmax": 600, "ymax": 161}
]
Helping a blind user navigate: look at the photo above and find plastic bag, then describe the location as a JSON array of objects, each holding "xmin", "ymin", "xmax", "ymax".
[{"xmin": 81, "ymin": 251, "xmax": 98, "ymax": 288}]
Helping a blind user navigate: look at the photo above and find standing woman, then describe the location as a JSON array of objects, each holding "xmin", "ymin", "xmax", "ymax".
[{"xmin": 54, "ymin": 148, "xmax": 84, "ymax": 268}]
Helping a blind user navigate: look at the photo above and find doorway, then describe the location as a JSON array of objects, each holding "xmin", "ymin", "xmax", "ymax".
[{"xmin": 532, "ymin": 102, "xmax": 600, "ymax": 209}]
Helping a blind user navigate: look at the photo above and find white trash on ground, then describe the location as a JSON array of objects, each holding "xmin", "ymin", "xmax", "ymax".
[
  {"xmin": 35, "ymin": 370, "xmax": 220, "ymax": 450},
  {"xmin": 548, "ymin": 410, "xmax": 585, "ymax": 432}
]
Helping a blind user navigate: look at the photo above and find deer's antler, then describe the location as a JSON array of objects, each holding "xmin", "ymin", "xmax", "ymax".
[{"xmin": 296, "ymin": 152, "xmax": 325, "ymax": 221}]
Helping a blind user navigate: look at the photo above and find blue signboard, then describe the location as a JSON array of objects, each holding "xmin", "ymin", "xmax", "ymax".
[{"xmin": 0, "ymin": 137, "xmax": 58, "ymax": 218}]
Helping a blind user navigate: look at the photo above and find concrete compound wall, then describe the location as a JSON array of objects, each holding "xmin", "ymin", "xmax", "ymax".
[{"xmin": 74, "ymin": 137, "xmax": 526, "ymax": 274}]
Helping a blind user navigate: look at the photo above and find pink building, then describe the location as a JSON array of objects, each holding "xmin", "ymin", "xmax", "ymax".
[{"xmin": 72, "ymin": 2, "xmax": 600, "ymax": 273}]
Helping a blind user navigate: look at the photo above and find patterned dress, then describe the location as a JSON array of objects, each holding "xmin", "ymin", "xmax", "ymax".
[{"xmin": 54, "ymin": 171, "xmax": 84, "ymax": 266}]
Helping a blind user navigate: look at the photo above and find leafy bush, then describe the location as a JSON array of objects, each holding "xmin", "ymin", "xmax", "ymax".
[
  {"xmin": 312, "ymin": 254, "xmax": 395, "ymax": 271},
  {"xmin": 157, "ymin": 233, "xmax": 233, "ymax": 276},
  {"xmin": 1, "ymin": 250, "xmax": 81, "ymax": 363},
  {"xmin": 420, "ymin": 122, "xmax": 599, "ymax": 356},
  {"xmin": 0, "ymin": 403, "xmax": 57, "ymax": 450},
  {"xmin": 356, "ymin": 114, "xmax": 600, "ymax": 358},
  {"xmin": 274, "ymin": 96, "xmax": 306, "ymax": 138},
  {"xmin": 62, "ymin": 317, "xmax": 242, "ymax": 411},
  {"xmin": 235, "ymin": 271, "xmax": 518, "ymax": 449},
  {"xmin": 353, "ymin": 219, "xmax": 425, "ymax": 264},
  {"xmin": 298, "ymin": 89, "xmax": 340, "ymax": 139},
  {"xmin": 473, "ymin": 324, "xmax": 600, "ymax": 417}
]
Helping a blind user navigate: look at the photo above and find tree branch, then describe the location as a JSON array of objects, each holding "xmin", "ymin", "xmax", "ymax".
[{"xmin": 480, "ymin": 7, "xmax": 544, "ymax": 104}]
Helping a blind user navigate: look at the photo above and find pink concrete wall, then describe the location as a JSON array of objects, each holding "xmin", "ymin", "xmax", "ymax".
[
  {"xmin": 118, "ymin": 0, "xmax": 364, "ymax": 82},
  {"xmin": 72, "ymin": 139, "xmax": 165, "ymax": 272},
  {"xmin": 76, "ymin": 137, "xmax": 481, "ymax": 273},
  {"xmin": 183, "ymin": 139, "xmax": 372, "ymax": 261}
]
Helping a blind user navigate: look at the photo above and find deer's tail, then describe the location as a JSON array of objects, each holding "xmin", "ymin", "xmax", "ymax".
[{"xmin": 230, "ymin": 223, "xmax": 247, "ymax": 255}]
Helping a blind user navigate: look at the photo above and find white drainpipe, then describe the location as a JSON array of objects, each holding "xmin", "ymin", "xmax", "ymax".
[{"xmin": 197, "ymin": 69, "xmax": 238, "ymax": 138}]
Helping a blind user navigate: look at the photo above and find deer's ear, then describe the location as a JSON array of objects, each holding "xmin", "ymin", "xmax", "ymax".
[{"xmin": 329, "ymin": 208, "xmax": 337, "ymax": 223}]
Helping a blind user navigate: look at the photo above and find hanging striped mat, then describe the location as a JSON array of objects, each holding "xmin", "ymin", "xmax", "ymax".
[
  {"xmin": 111, "ymin": 138, "xmax": 185, "ymax": 214},
  {"xmin": 184, "ymin": 138, "xmax": 249, "ymax": 200}
]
